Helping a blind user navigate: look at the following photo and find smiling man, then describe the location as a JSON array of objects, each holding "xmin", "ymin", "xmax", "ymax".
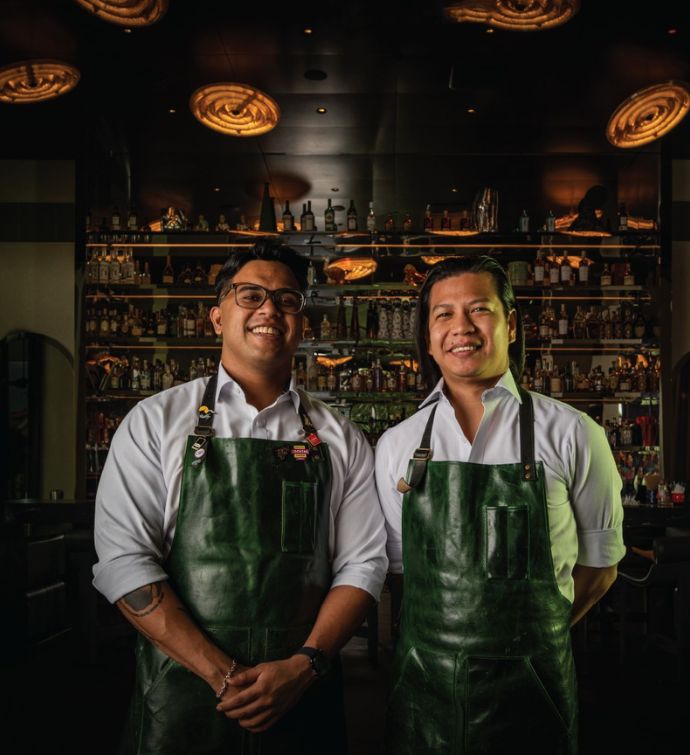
[
  {"xmin": 375, "ymin": 256, "xmax": 625, "ymax": 755},
  {"xmin": 93, "ymin": 240, "xmax": 388, "ymax": 755}
]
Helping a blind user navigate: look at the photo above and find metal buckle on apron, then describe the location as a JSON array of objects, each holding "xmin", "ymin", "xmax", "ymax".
[
  {"xmin": 397, "ymin": 447, "xmax": 432, "ymax": 493},
  {"xmin": 191, "ymin": 435, "xmax": 210, "ymax": 466}
]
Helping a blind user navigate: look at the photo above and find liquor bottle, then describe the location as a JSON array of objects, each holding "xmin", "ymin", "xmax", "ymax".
[
  {"xmin": 122, "ymin": 249, "xmax": 136, "ymax": 284},
  {"xmin": 365, "ymin": 300, "xmax": 377, "ymax": 339},
  {"xmin": 577, "ymin": 249, "xmax": 590, "ymax": 284},
  {"xmin": 350, "ymin": 296, "xmax": 361, "ymax": 340},
  {"xmin": 303, "ymin": 200, "xmax": 315, "ymax": 232},
  {"xmin": 558, "ymin": 304, "xmax": 570, "ymax": 337},
  {"xmin": 335, "ymin": 296, "xmax": 348, "ymax": 339},
  {"xmin": 623, "ymin": 263, "xmax": 635, "ymax": 286},
  {"xmin": 307, "ymin": 259, "xmax": 317, "ymax": 287},
  {"xmin": 324, "ymin": 198, "xmax": 337, "ymax": 232},
  {"xmin": 560, "ymin": 254, "xmax": 572, "ymax": 285},
  {"xmin": 402, "ymin": 213, "xmax": 413, "ymax": 233},
  {"xmin": 162, "ymin": 255, "xmax": 175, "ymax": 285},
  {"xmin": 319, "ymin": 313, "xmax": 332, "ymax": 340},
  {"xmin": 177, "ymin": 264, "xmax": 193, "ymax": 286},
  {"xmin": 518, "ymin": 209, "xmax": 529, "ymax": 233},
  {"xmin": 545, "ymin": 209, "xmax": 556, "ymax": 232},
  {"xmin": 346, "ymin": 200, "xmax": 358, "ymax": 231},
  {"xmin": 600, "ymin": 263, "xmax": 612, "ymax": 287},
  {"xmin": 423, "ymin": 203, "xmax": 433, "ymax": 232},
  {"xmin": 282, "ymin": 200, "xmax": 294, "ymax": 232},
  {"xmin": 98, "ymin": 247, "xmax": 111, "ymax": 284},
  {"xmin": 549, "ymin": 256, "xmax": 560, "ymax": 286},
  {"xmin": 85, "ymin": 249, "xmax": 98, "ymax": 284},
  {"xmin": 441, "ymin": 209, "xmax": 451, "ymax": 230},
  {"xmin": 366, "ymin": 201, "xmax": 376, "ymax": 233},
  {"xmin": 127, "ymin": 206, "xmax": 138, "ymax": 231},
  {"xmin": 384, "ymin": 212, "xmax": 394, "ymax": 233},
  {"xmin": 112, "ymin": 206, "xmax": 121, "ymax": 231},
  {"xmin": 295, "ymin": 359, "xmax": 307, "ymax": 390},
  {"xmin": 193, "ymin": 262, "xmax": 206, "ymax": 287},
  {"xmin": 300, "ymin": 203, "xmax": 307, "ymax": 231},
  {"xmin": 618, "ymin": 202, "xmax": 628, "ymax": 231},
  {"xmin": 259, "ymin": 182, "xmax": 277, "ymax": 232},
  {"xmin": 534, "ymin": 250, "xmax": 545, "ymax": 285},
  {"xmin": 109, "ymin": 247, "xmax": 122, "ymax": 284}
]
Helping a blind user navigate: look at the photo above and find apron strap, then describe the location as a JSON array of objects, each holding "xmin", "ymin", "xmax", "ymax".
[
  {"xmin": 517, "ymin": 387, "xmax": 537, "ymax": 482},
  {"xmin": 397, "ymin": 403, "xmax": 438, "ymax": 493}
]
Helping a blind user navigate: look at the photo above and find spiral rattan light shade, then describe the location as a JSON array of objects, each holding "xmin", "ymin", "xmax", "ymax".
[
  {"xmin": 73, "ymin": 0, "xmax": 168, "ymax": 27},
  {"xmin": 606, "ymin": 81, "xmax": 690, "ymax": 149},
  {"xmin": 0, "ymin": 60, "xmax": 80, "ymax": 104},
  {"xmin": 444, "ymin": 0, "xmax": 579, "ymax": 31},
  {"xmin": 189, "ymin": 83, "xmax": 280, "ymax": 137}
]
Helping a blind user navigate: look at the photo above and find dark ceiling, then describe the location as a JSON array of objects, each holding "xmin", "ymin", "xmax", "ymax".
[{"xmin": 2, "ymin": 0, "xmax": 690, "ymax": 229}]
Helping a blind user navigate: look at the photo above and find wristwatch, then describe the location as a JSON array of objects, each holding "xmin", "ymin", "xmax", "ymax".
[{"xmin": 294, "ymin": 646, "xmax": 331, "ymax": 678}]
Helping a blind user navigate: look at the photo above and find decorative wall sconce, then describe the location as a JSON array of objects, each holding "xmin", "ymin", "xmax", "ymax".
[
  {"xmin": 444, "ymin": 1, "xmax": 580, "ymax": 31},
  {"xmin": 606, "ymin": 81, "xmax": 690, "ymax": 149},
  {"xmin": 0, "ymin": 60, "xmax": 80, "ymax": 104},
  {"xmin": 189, "ymin": 83, "xmax": 280, "ymax": 137},
  {"xmin": 73, "ymin": 0, "xmax": 168, "ymax": 27}
]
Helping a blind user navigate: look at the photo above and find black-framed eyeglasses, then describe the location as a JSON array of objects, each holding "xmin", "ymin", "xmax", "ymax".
[{"xmin": 221, "ymin": 282, "xmax": 306, "ymax": 314}]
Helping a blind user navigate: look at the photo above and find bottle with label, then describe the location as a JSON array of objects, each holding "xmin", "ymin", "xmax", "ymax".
[
  {"xmin": 366, "ymin": 201, "xmax": 376, "ymax": 233},
  {"xmin": 558, "ymin": 304, "xmax": 570, "ymax": 337},
  {"xmin": 282, "ymin": 200, "xmax": 294, "ymax": 232},
  {"xmin": 304, "ymin": 200, "xmax": 316, "ymax": 232},
  {"xmin": 127, "ymin": 206, "xmax": 138, "ymax": 231},
  {"xmin": 384, "ymin": 212, "xmax": 394, "ymax": 233},
  {"xmin": 324, "ymin": 198, "xmax": 337, "ymax": 232},
  {"xmin": 162, "ymin": 255, "xmax": 175, "ymax": 285},
  {"xmin": 549, "ymin": 256, "xmax": 560, "ymax": 285},
  {"xmin": 307, "ymin": 259, "xmax": 317, "ymax": 287},
  {"xmin": 623, "ymin": 263, "xmax": 635, "ymax": 286},
  {"xmin": 193, "ymin": 263, "xmax": 206, "ymax": 287},
  {"xmin": 600, "ymin": 263, "xmax": 612, "ymax": 287},
  {"xmin": 319, "ymin": 313, "xmax": 332, "ymax": 340},
  {"xmin": 335, "ymin": 296, "xmax": 348, "ymax": 339},
  {"xmin": 618, "ymin": 202, "xmax": 628, "ymax": 231},
  {"xmin": 518, "ymin": 209, "xmax": 529, "ymax": 233},
  {"xmin": 545, "ymin": 209, "xmax": 555, "ymax": 232},
  {"xmin": 577, "ymin": 249, "xmax": 590, "ymax": 284},
  {"xmin": 441, "ymin": 209, "xmax": 451, "ymax": 230},
  {"xmin": 534, "ymin": 250, "xmax": 545, "ymax": 285},
  {"xmin": 423, "ymin": 203, "xmax": 433, "ymax": 232},
  {"xmin": 300, "ymin": 203, "xmax": 307, "ymax": 231},
  {"xmin": 346, "ymin": 200, "xmax": 358, "ymax": 231},
  {"xmin": 112, "ymin": 206, "xmax": 121, "ymax": 231},
  {"xmin": 402, "ymin": 213, "xmax": 413, "ymax": 233},
  {"xmin": 560, "ymin": 254, "xmax": 572, "ymax": 285}
]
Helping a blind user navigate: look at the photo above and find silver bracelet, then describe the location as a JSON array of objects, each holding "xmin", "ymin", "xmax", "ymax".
[{"xmin": 216, "ymin": 658, "xmax": 238, "ymax": 699}]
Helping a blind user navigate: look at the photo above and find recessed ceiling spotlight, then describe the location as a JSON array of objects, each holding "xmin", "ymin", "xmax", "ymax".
[
  {"xmin": 467, "ymin": 107, "xmax": 476, "ymax": 113},
  {"xmin": 316, "ymin": 107, "xmax": 327, "ymax": 114},
  {"xmin": 331, "ymin": 187, "xmax": 340, "ymax": 192},
  {"xmin": 304, "ymin": 69, "xmax": 328, "ymax": 81},
  {"xmin": 213, "ymin": 187, "xmax": 221, "ymax": 192},
  {"xmin": 485, "ymin": 27, "xmax": 495, "ymax": 33},
  {"xmin": 304, "ymin": 28, "xmax": 313, "ymax": 35},
  {"xmin": 123, "ymin": 28, "xmax": 132, "ymax": 33},
  {"xmin": 168, "ymin": 108, "xmax": 176, "ymax": 114},
  {"xmin": 667, "ymin": 28, "xmax": 678, "ymax": 35},
  {"xmin": 451, "ymin": 187, "xmax": 459, "ymax": 192}
]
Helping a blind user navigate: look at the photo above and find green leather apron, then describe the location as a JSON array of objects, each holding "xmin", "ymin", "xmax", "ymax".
[
  {"xmin": 386, "ymin": 390, "xmax": 578, "ymax": 755},
  {"xmin": 122, "ymin": 375, "xmax": 346, "ymax": 755}
]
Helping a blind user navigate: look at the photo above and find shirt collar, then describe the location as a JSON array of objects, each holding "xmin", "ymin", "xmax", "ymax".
[
  {"xmin": 419, "ymin": 369, "xmax": 522, "ymax": 408},
  {"xmin": 215, "ymin": 362, "xmax": 301, "ymax": 412}
]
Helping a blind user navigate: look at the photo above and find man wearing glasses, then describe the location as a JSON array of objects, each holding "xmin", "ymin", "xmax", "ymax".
[{"xmin": 93, "ymin": 241, "xmax": 388, "ymax": 755}]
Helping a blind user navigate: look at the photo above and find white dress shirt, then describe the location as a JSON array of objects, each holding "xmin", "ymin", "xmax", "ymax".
[
  {"xmin": 93, "ymin": 363, "xmax": 389, "ymax": 604},
  {"xmin": 374, "ymin": 370, "xmax": 625, "ymax": 602}
]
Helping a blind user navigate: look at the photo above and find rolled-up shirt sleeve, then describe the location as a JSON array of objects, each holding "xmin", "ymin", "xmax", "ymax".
[
  {"xmin": 93, "ymin": 402, "xmax": 170, "ymax": 604},
  {"xmin": 567, "ymin": 414, "xmax": 626, "ymax": 568},
  {"xmin": 329, "ymin": 420, "xmax": 389, "ymax": 600}
]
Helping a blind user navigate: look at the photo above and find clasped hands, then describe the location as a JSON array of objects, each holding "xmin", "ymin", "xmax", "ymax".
[{"xmin": 216, "ymin": 655, "xmax": 315, "ymax": 733}]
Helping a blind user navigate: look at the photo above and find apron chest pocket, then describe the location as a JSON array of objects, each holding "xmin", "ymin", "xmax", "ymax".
[{"xmin": 281, "ymin": 481, "xmax": 318, "ymax": 553}]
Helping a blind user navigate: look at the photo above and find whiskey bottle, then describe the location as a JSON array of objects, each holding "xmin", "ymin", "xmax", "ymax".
[
  {"xmin": 112, "ymin": 206, "xmax": 121, "ymax": 231},
  {"xmin": 423, "ymin": 203, "xmax": 433, "ymax": 232},
  {"xmin": 193, "ymin": 263, "xmax": 206, "ymax": 287},
  {"xmin": 534, "ymin": 250, "xmax": 545, "ymax": 285},
  {"xmin": 441, "ymin": 210, "xmax": 451, "ymax": 230},
  {"xmin": 282, "ymin": 200, "xmax": 294, "ymax": 232},
  {"xmin": 600, "ymin": 263, "xmax": 612, "ymax": 287},
  {"xmin": 545, "ymin": 209, "xmax": 556, "ymax": 232},
  {"xmin": 366, "ymin": 201, "xmax": 376, "ymax": 233},
  {"xmin": 303, "ymin": 200, "xmax": 316, "ymax": 232},
  {"xmin": 518, "ymin": 209, "xmax": 529, "ymax": 233},
  {"xmin": 346, "ymin": 200, "xmax": 358, "ymax": 231},
  {"xmin": 384, "ymin": 212, "xmax": 394, "ymax": 233},
  {"xmin": 162, "ymin": 255, "xmax": 175, "ymax": 285},
  {"xmin": 402, "ymin": 213, "xmax": 413, "ymax": 233},
  {"xmin": 618, "ymin": 203, "xmax": 628, "ymax": 231},
  {"xmin": 127, "ymin": 206, "xmax": 138, "ymax": 231},
  {"xmin": 559, "ymin": 254, "xmax": 572, "ymax": 285},
  {"xmin": 623, "ymin": 263, "xmax": 635, "ymax": 287},
  {"xmin": 319, "ymin": 313, "xmax": 332, "ymax": 340},
  {"xmin": 324, "ymin": 198, "xmax": 337, "ymax": 232},
  {"xmin": 577, "ymin": 249, "xmax": 590, "ymax": 284}
]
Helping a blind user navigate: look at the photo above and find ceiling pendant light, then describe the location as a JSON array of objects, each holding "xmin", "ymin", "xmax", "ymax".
[
  {"xmin": 444, "ymin": 1, "xmax": 580, "ymax": 31},
  {"xmin": 190, "ymin": 83, "xmax": 280, "ymax": 137},
  {"xmin": 0, "ymin": 60, "xmax": 80, "ymax": 104},
  {"xmin": 606, "ymin": 81, "xmax": 690, "ymax": 149},
  {"xmin": 73, "ymin": 0, "xmax": 168, "ymax": 27}
]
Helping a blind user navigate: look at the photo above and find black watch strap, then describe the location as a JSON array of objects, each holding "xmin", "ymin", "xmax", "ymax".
[{"xmin": 294, "ymin": 646, "xmax": 330, "ymax": 678}]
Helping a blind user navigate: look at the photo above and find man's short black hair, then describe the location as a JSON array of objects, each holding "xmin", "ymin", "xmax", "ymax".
[{"xmin": 214, "ymin": 239, "xmax": 309, "ymax": 302}]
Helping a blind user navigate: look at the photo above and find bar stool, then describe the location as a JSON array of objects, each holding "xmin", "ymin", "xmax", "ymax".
[{"xmin": 614, "ymin": 536, "xmax": 690, "ymax": 681}]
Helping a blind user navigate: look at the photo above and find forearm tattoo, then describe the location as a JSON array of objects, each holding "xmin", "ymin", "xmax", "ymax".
[{"xmin": 120, "ymin": 582, "xmax": 165, "ymax": 617}]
